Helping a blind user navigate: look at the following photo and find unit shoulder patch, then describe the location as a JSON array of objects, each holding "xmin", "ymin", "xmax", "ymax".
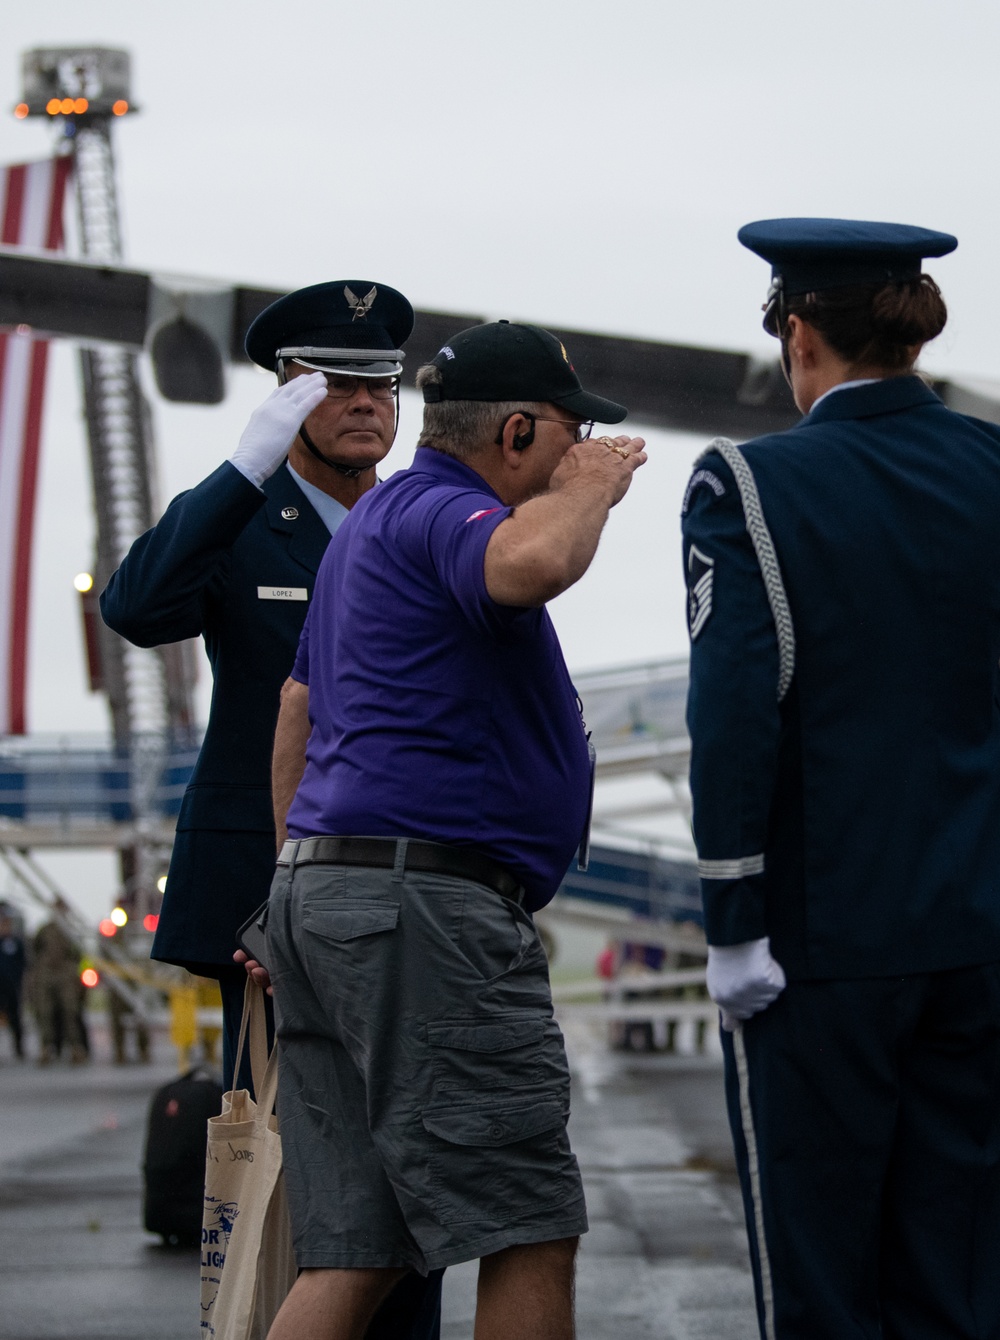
[
  {"xmin": 687, "ymin": 544, "xmax": 715, "ymax": 640},
  {"xmin": 681, "ymin": 468, "xmax": 726, "ymax": 515}
]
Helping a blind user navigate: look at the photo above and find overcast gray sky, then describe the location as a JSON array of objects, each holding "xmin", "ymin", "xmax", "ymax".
[{"xmin": 2, "ymin": 0, "xmax": 998, "ymax": 914}]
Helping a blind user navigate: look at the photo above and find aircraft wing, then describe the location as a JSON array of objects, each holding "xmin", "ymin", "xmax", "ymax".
[{"xmin": 0, "ymin": 245, "xmax": 995, "ymax": 437}]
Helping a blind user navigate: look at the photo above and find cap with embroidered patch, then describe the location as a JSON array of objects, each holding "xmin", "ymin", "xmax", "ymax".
[
  {"xmin": 422, "ymin": 321, "xmax": 627, "ymax": 424},
  {"xmin": 245, "ymin": 280, "xmax": 414, "ymax": 376}
]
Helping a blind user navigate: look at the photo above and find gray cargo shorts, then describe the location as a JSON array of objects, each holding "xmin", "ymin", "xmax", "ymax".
[{"xmin": 266, "ymin": 849, "xmax": 588, "ymax": 1272}]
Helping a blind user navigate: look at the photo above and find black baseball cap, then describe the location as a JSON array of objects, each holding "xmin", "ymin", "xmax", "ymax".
[{"xmin": 422, "ymin": 321, "xmax": 627, "ymax": 424}]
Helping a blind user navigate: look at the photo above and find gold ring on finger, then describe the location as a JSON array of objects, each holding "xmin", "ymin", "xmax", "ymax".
[
  {"xmin": 596, "ymin": 436, "xmax": 617, "ymax": 448},
  {"xmin": 610, "ymin": 444, "xmax": 630, "ymax": 459}
]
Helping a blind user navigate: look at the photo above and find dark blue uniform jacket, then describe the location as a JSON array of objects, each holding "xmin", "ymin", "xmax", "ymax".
[
  {"xmin": 683, "ymin": 376, "xmax": 1000, "ymax": 979},
  {"xmin": 101, "ymin": 462, "xmax": 330, "ymax": 972}
]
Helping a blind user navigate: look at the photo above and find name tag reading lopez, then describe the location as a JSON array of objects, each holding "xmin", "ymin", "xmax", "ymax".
[{"xmin": 257, "ymin": 587, "xmax": 308, "ymax": 602}]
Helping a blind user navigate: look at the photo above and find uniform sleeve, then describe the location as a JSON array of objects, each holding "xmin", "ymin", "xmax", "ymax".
[
  {"xmin": 682, "ymin": 453, "xmax": 782, "ymax": 946},
  {"xmin": 100, "ymin": 462, "xmax": 267, "ymax": 646}
]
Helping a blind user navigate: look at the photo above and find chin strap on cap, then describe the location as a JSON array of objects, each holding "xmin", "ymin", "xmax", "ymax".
[{"xmin": 298, "ymin": 422, "xmax": 365, "ymax": 478}]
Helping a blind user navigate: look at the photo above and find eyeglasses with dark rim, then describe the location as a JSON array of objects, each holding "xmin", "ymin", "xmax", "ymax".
[
  {"xmin": 316, "ymin": 373, "xmax": 398, "ymax": 401},
  {"xmin": 532, "ymin": 415, "xmax": 594, "ymax": 442},
  {"xmin": 494, "ymin": 410, "xmax": 595, "ymax": 447}
]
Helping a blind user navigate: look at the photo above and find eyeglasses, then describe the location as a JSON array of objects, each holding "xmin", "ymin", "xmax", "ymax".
[
  {"xmin": 527, "ymin": 415, "xmax": 595, "ymax": 442},
  {"xmin": 318, "ymin": 373, "xmax": 398, "ymax": 401}
]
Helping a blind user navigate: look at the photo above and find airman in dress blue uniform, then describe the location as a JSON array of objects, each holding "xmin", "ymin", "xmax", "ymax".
[
  {"xmin": 683, "ymin": 220, "xmax": 1000, "ymax": 1339},
  {"xmin": 102, "ymin": 280, "xmax": 444, "ymax": 1340}
]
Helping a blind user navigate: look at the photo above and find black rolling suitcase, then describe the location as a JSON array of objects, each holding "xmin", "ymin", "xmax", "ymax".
[{"xmin": 143, "ymin": 1066, "xmax": 224, "ymax": 1246}]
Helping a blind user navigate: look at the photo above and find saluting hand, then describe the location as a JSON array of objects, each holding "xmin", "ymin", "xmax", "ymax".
[
  {"xmin": 550, "ymin": 434, "xmax": 647, "ymax": 506},
  {"xmin": 229, "ymin": 372, "xmax": 329, "ymax": 488}
]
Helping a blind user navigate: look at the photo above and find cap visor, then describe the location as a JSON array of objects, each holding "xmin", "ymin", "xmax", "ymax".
[
  {"xmin": 287, "ymin": 356, "xmax": 402, "ymax": 377},
  {"xmin": 554, "ymin": 388, "xmax": 628, "ymax": 424}
]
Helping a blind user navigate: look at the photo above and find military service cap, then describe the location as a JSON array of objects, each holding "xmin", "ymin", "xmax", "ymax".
[
  {"xmin": 422, "ymin": 320, "xmax": 627, "ymax": 423},
  {"xmin": 245, "ymin": 280, "xmax": 414, "ymax": 377},
  {"xmin": 739, "ymin": 218, "xmax": 958, "ymax": 333}
]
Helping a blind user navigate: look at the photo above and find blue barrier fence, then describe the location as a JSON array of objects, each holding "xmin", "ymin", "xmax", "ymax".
[
  {"xmin": 0, "ymin": 735, "xmax": 199, "ymax": 824},
  {"xmin": 0, "ymin": 734, "xmax": 700, "ymax": 928},
  {"xmin": 559, "ymin": 844, "xmax": 702, "ymax": 927}
]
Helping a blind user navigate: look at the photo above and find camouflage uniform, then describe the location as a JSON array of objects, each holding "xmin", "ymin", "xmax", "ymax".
[{"xmin": 32, "ymin": 920, "xmax": 86, "ymax": 1063}]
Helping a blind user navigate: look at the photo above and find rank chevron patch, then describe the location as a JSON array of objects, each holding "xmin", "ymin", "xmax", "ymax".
[{"xmin": 687, "ymin": 544, "xmax": 715, "ymax": 640}]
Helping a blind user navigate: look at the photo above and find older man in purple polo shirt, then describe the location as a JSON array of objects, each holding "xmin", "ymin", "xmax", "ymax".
[{"xmin": 258, "ymin": 320, "xmax": 645, "ymax": 1340}]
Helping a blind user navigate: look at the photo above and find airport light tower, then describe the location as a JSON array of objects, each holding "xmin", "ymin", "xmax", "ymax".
[
  {"xmin": 17, "ymin": 47, "xmax": 197, "ymax": 752},
  {"xmin": 17, "ymin": 48, "xmax": 197, "ymax": 921}
]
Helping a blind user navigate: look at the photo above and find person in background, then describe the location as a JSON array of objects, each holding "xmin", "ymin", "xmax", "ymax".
[
  {"xmin": 31, "ymin": 915, "xmax": 86, "ymax": 1065},
  {"xmin": 0, "ymin": 909, "xmax": 26, "ymax": 1060},
  {"xmin": 103, "ymin": 932, "xmax": 152, "ymax": 1065}
]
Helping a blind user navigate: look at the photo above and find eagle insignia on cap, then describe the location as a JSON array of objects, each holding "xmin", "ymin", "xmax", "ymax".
[
  {"xmin": 558, "ymin": 340, "xmax": 575, "ymax": 371},
  {"xmin": 344, "ymin": 285, "xmax": 378, "ymax": 320}
]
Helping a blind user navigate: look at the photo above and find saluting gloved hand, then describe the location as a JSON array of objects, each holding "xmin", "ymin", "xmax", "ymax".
[
  {"xmin": 229, "ymin": 372, "xmax": 329, "ymax": 488},
  {"xmin": 706, "ymin": 936, "xmax": 786, "ymax": 1032}
]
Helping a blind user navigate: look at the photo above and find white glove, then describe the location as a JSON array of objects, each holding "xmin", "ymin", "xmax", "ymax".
[
  {"xmin": 229, "ymin": 373, "xmax": 328, "ymax": 488},
  {"xmin": 706, "ymin": 936, "xmax": 786, "ymax": 1032}
]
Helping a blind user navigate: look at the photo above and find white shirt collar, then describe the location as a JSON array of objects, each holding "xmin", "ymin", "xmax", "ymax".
[
  {"xmin": 285, "ymin": 462, "xmax": 349, "ymax": 538},
  {"xmin": 809, "ymin": 378, "xmax": 881, "ymax": 414}
]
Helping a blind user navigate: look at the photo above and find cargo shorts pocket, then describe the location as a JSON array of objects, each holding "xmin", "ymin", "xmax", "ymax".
[
  {"xmin": 421, "ymin": 1097, "xmax": 575, "ymax": 1227},
  {"xmin": 427, "ymin": 1016, "xmax": 546, "ymax": 1093},
  {"xmin": 301, "ymin": 901, "xmax": 400, "ymax": 942}
]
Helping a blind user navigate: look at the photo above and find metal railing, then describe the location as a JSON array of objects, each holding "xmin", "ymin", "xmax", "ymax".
[
  {"xmin": 575, "ymin": 656, "xmax": 690, "ymax": 780},
  {"xmin": 0, "ymin": 732, "xmax": 199, "ymax": 826}
]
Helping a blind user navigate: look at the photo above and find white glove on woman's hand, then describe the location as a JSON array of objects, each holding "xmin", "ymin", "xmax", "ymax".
[
  {"xmin": 229, "ymin": 373, "xmax": 328, "ymax": 488},
  {"xmin": 706, "ymin": 936, "xmax": 786, "ymax": 1032}
]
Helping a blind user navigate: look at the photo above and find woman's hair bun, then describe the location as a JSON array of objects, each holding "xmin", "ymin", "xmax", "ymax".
[
  {"xmin": 870, "ymin": 275, "xmax": 947, "ymax": 347},
  {"xmin": 786, "ymin": 274, "xmax": 947, "ymax": 371}
]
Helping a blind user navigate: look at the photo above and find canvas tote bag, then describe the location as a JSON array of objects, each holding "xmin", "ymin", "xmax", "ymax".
[{"xmin": 200, "ymin": 979, "xmax": 297, "ymax": 1340}]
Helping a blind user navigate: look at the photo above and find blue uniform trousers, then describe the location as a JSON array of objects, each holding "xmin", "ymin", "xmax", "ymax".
[{"xmin": 724, "ymin": 964, "xmax": 1000, "ymax": 1339}]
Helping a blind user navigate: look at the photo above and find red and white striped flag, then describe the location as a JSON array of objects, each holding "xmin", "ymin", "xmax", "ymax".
[{"xmin": 0, "ymin": 156, "xmax": 72, "ymax": 734}]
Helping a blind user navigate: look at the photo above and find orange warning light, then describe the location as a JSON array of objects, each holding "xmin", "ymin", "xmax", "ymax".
[
  {"xmin": 99, "ymin": 918, "xmax": 117, "ymax": 938},
  {"xmin": 14, "ymin": 104, "xmax": 28, "ymax": 120},
  {"xmin": 112, "ymin": 100, "xmax": 129, "ymax": 117},
  {"xmin": 81, "ymin": 967, "xmax": 100, "ymax": 988},
  {"xmin": 143, "ymin": 913, "xmax": 160, "ymax": 932},
  {"xmin": 59, "ymin": 97, "xmax": 75, "ymax": 115},
  {"xmin": 73, "ymin": 98, "xmax": 89, "ymax": 114},
  {"xmin": 46, "ymin": 98, "xmax": 62, "ymax": 115}
]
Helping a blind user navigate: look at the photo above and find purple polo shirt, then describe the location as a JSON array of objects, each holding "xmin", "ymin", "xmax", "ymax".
[{"xmin": 285, "ymin": 446, "xmax": 591, "ymax": 911}]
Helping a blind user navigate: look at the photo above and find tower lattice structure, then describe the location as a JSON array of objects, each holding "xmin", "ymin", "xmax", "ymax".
[{"xmin": 19, "ymin": 47, "xmax": 198, "ymax": 920}]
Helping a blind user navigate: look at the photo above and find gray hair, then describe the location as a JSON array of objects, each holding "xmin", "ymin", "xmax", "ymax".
[{"xmin": 415, "ymin": 365, "xmax": 545, "ymax": 461}]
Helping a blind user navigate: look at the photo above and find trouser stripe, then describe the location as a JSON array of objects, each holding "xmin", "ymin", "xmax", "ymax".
[{"xmin": 733, "ymin": 1022, "xmax": 776, "ymax": 1340}]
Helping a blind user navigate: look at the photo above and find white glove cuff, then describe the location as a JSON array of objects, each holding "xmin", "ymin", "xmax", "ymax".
[{"xmin": 229, "ymin": 455, "xmax": 267, "ymax": 491}]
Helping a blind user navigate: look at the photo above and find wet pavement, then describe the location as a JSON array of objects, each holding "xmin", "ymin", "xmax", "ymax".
[{"xmin": 0, "ymin": 1017, "xmax": 756, "ymax": 1339}]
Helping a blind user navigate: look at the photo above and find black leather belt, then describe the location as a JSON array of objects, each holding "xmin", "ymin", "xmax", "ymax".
[{"xmin": 277, "ymin": 835, "xmax": 524, "ymax": 905}]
